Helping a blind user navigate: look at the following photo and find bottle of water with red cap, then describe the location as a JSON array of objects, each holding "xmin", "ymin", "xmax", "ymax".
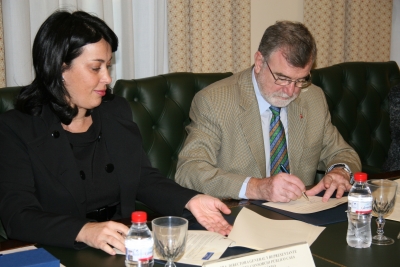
[
  {"xmin": 125, "ymin": 211, "xmax": 154, "ymax": 267},
  {"xmin": 346, "ymin": 172, "xmax": 373, "ymax": 248}
]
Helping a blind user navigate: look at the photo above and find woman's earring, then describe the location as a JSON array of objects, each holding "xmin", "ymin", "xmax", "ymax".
[{"xmin": 62, "ymin": 76, "xmax": 65, "ymax": 82}]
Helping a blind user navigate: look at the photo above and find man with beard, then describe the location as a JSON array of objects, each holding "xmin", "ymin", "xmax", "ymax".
[{"xmin": 175, "ymin": 21, "xmax": 361, "ymax": 203}]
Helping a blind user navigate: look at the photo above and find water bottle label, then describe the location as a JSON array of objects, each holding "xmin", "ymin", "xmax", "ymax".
[
  {"xmin": 348, "ymin": 195, "xmax": 372, "ymax": 214},
  {"xmin": 125, "ymin": 238, "xmax": 154, "ymax": 262}
]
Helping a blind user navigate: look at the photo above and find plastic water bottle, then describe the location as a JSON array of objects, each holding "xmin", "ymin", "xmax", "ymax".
[
  {"xmin": 346, "ymin": 172, "xmax": 373, "ymax": 248},
  {"xmin": 125, "ymin": 211, "xmax": 154, "ymax": 267}
]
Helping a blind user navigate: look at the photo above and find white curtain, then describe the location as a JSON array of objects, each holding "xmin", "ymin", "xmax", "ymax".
[
  {"xmin": 391, "ymin": 0, "xmax": 400, "ymax": 66},
  {"xmin": 2, "ymin": 0, "xmax": 168, "ymax": 87},
  {"xmin": 132, "ymin": 0, "xmax": 168, "ymax": 79}
]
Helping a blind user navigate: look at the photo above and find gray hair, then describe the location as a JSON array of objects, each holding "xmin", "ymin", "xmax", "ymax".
[{"xmin": 258, "ymin": 21, "xmax": 317, "ymax": 67}]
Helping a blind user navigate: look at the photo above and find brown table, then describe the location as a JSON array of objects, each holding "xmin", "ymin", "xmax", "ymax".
[{"xmin": 2, "ymin": 171, "xmax": 400, "ymax": 267}]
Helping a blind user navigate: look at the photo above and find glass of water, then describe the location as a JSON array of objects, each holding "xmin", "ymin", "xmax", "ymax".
[
  {"xmin": 152, "ymin": 216, "xmax": 188, "ymax": 267},
  {"xmin": 367, "ymin": 179, "xmax": 398, "ymax": 245}
]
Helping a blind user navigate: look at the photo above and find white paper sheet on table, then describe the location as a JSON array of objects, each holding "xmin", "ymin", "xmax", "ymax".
[
  {"xmin": 228, "ymin": 207, "xmax": 325, "ymax": 250},
  {"xmin": 262, "ymin": 196, "xmax": 348, "ymax": 214},
  {"xmin": 115, "ymin": 207, "xmax": 326, "ymax": 266},
  {"xmin": 115, "ymin": 230, "xmax": 234, "ymax": 265},
  {"xmin": 154, "ymin": 230, "xmax": 234, "ymax": 266}
]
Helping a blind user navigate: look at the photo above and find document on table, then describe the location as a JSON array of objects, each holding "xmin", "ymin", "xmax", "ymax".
[
  {"xmin": 115, "ymin": 208, "xmax": 325, "ymax": 266},
  {"xmin": 385, "ymin": 179, "xmax": 400, "ymax": 222},
  {"xmin": 150, "ymin": 207, "xmax": 325, "ymax": 266},
  {"xmin": 114, "ymin": 231, "xmax": 234, "ymax": 265},
  {"xmin": 262, "ymin": 196, "xmax": 348, "ymax": 214},
  {"xmin": 154, "ymin": 230, "xmax": 234, "ymax": 266},
  {"xmin": 228, "ymin": 207, "xmax": 325, "ymax": 250}
]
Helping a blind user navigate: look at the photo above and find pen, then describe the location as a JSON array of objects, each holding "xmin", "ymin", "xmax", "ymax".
[{"xmin": 279, "ymin": 164, "xmax": 310, "ymax": 202}]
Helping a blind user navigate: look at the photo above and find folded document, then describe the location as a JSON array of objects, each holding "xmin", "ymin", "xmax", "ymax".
[{"xmin": 154, "ymin": 207, "xmax": 325, "ymax": 266}]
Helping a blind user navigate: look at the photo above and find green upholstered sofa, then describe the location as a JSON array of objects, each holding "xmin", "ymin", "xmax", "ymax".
[
  {"xmin": 311, "ymin": 61, "xmax": 400, "ymax": 174},
  {"xmin": 112, "ymin": 61, "xmax": 400, "ymax": 178},
  {"xmin": 1, "ymin": 61, "xmax": 399, "ymax": 240},
  {"xmin": 1, "ymin": 62, "xmax": 400, "ymax": 177}
]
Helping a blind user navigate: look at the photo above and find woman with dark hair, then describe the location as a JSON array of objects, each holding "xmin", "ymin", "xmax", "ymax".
[{"xmin": 0, "ymin": 10, "xmax": 232, "ymax": 255}]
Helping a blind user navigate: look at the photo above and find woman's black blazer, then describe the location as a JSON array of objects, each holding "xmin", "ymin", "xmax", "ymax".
[{"xmin": 0, "ymin": 95, "xmax": 198, "ymax": 248}]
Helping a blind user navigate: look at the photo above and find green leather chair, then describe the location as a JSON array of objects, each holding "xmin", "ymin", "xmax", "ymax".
[
  {"xmin": 112, "ymin": 62, "xmax": 400, "ymax": 179},
  {"xmin": 1, "ymin": 63, "xmax": 400, "ymax": 176},
  {"xmin": 113, "ymin": 72, "xmax": 233, "ymax": 216},
  {"xmin": 113, "ymin": 72, "xmax": 233, "ymax": 179},
  {"xmin": 0, "ymin": 86, "xmax": 20, "ymax": 114},
  {"xmin": 311, "ymin": 61, "xmax": 400, "ymax": 174},
  {"xmin": 0, "ymin": 62, "xmax": 399, "ymax": 237}
]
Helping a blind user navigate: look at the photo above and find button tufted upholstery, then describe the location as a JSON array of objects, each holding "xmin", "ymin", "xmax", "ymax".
[
  {"xmin": 1, "ymin": 63, "xmax": 400, "ymax": 177},
  {"xmin": 0, "ymin": 87, "xmax": 20, "ymax": 114},
  {"xmin": 311, "ymin": 61, "xmax": 400, "ymax": 174},
  {"xmin": 0, "ymin": 63, "xmax": 399, "ymax": 237},
  {"xmin": 113, "ymin": 72, "xmax": 233, "ymax": 179},
  {"xmin": 383, "ymin": 83, "xmax": 400, "ymax": 171}
]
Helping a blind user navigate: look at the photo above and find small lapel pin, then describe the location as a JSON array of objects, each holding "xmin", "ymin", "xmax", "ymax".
[{"xmin": 300, "ymin": 114, "xmax": 303, "ymax": 119}]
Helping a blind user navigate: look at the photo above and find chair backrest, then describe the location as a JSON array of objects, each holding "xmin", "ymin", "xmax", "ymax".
[
  {"xmin": 2, "ymin": 62, "xmax": 399, "ymax": 176},
  {"xmin": 311, "ymin": 61, "xmax": 400, "ymax": 173},
  {"xmin": 0, "ymin": 86, "xmax": 20, "ymax": 115},
  {"xmin": 113, "ymin": 72, "xmax": 233, "ymax": 179},
  {"xmin": 383, "ymin": 83, "xmax": 400, "ymax": 171}
]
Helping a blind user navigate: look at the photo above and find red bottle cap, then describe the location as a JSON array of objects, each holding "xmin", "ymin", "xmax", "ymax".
[
  {"xmin": 131, "ymin": 211, "xmax": 147, "ymax": 223},
  {"xmin": 354, "ymin": 172, "xmax": 367, "ymax": 182}
]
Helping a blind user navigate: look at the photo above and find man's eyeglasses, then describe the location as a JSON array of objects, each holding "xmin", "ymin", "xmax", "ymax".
[{"xmin": 266, "ymin": 62, "xmax": 311, "ymax": 88}]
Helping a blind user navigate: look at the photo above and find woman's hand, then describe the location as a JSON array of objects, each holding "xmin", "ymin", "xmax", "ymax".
[
  {"xmin": 185, "ymin": 194, "xmax": 232, "ymax": 236},
  {"xmin": 76, "ymin": 221, "xmax": 129, "ymax": 255}
]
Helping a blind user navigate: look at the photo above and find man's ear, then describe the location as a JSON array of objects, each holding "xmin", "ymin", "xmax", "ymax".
[{"xmin": 254, "ymin": 51, "xmax": 264, "ymax": 74}]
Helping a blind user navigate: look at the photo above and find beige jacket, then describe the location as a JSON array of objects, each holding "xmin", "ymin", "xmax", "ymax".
[{"xmin": 175, "ymin": 67, "xmax": 361, "ymax": 199}]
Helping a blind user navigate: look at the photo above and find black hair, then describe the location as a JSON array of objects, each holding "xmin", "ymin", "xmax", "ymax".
[{"xmin": 15, "ymin": 10, "xmax": 118, "ymax": 125}]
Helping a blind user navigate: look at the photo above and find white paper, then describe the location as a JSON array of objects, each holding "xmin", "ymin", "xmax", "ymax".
[
  {"xmin": 203, "ymin": 242, "xmax": 315, "ymax": 267},
  {"xmin": 1, "ymin": 245, "xmax": 37, "ymax": 254},
  {"xmin": 114, "ymin": 231, "xmax": 233, "ymax": 266},
  {"xmin": 154, "ymin": 230, "xmax": 234, "ymax": 266},
  {"xmin": 262, "ymin": 196, "xmax": 348, "ymax": 214},
  {"xmin": 115, "ymin": 208, "xmax": 325, "ymax": 266},
  {"xmin": 228, "ymin": 207, "xmax": 325, "ymax": 250}
]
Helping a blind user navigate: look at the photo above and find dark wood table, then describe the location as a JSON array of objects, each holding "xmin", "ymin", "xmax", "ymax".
[{"xmin": 2, "ymin": 171, "xmax": 400, "ymax": 267}]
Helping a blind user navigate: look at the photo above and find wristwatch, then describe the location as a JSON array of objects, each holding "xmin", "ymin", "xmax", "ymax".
[{"xmin": 325, "ymin": 163, "xmax": 354, "ymax": 184}]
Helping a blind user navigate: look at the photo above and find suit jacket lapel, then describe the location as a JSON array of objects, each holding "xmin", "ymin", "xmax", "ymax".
[
  {"xmin": 238, "ymin": 68, "xmax": 266, "ymax": 177},
  {"xmin": 288, "ymin": 97, "xmax": 307, "ymax": 176},
  {"xmin": 28, "ymin": 106, "xmax": 86, "ymax": 216}
]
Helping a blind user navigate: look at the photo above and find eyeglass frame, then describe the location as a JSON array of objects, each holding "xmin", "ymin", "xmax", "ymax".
[{"xmin": 265, "ymin": 61, "xmax": 312, "ymax": 88}]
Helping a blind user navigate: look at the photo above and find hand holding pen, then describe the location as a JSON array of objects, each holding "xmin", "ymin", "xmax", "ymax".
[{"xmin": 279, "ymin": 164, "xmax": 310, "ymax": 202}]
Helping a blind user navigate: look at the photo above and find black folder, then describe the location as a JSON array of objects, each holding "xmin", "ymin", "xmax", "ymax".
[{"xmin": 250, "ymin": 198, "xmax": 348, "ymax": 226}]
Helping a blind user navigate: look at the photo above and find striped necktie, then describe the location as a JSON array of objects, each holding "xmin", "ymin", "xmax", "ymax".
[{"xmin": 269, "ymin": 106, "xmax": 289, "ymax": 175}]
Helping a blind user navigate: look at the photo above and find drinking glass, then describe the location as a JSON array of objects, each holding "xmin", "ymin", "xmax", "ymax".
[
  {"xmin": 152, "ymin": 216, "xmax": 188, "ymax": 267},
  {"xmin": 367, "ymin": 179, "xmax": 398, "ymax": 245}
]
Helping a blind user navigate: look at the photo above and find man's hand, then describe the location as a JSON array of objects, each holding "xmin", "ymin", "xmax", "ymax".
[
  {"xmin": 185, "ymin": 194, "xmax": 232, "ymax": 236},
  {"xmin": 76, "ymin": 221, "xmax": 129, "ymax": 255},
  {"xmin": 307, "ymin": 168, "xmax": 352, "ymax": 202},
  {"xmin": 245, "ymin": 173, "xmax": 306, "ymax": 202}
]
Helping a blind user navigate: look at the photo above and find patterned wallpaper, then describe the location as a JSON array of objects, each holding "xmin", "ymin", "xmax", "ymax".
[
  {"xmin": 167, "ymin": 0, "xmax": 251, "ymax": 73},
  {"xmin": 0, "ymin": 1, "xmax": 394, "ymax": 86},
  {"xmin": 304, "ymin": 0, "xmax": 393, "ymax": 68}
]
